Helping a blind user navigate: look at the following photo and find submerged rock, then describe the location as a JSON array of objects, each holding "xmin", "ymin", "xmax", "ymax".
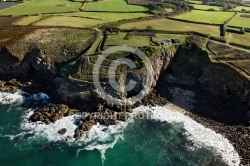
[{"xmin": 58, "ymin": 128, "xmax": 67, "ymax": 135}]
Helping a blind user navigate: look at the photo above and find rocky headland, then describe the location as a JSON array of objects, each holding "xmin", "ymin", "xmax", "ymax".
[{"xmin": 0, "ymin": 28, "xmax": 249, "ymax": 164}]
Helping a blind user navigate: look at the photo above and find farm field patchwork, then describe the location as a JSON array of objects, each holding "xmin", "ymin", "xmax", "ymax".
[
  {"xmin": 31, "ymin": 12, "xmax": 150, "ymax": 28},
  {"xmin": 192, "ymin": 4, "xmax": 222, "ymax": 11},
  {"xmin": 173, "ymin": 10, "xmax": 234, "ymax": 24},
  {"xmin": 81, "ymin": 0, "xmax": 147, "ymax": 12},
  {"xmin": 0, "ymin": 0, "xmax": 83, "ymax": 16},
  {"xmin": 120, "ymin": 18, "xmax": 220, "ymax": 36},
  {"xmin": 153, "ymin": 34, "xmax": 188, "ymax": 44},
  {"xmin": 229, "ymin": 13, "xmax": 250, "ymax": 28},
  {"xmin": 14, "ymin": 15, "xmax": 43, "ymax": 25},
  {"xmin": 65, "ymin": 12, "xmax": 150, "ymax": 21},
  {"xmin": 106, "ymin": 32, "xmax": 150, "ymax": 47},
  {"xmin": 34, "ymin": 16, "xmax": 105, "ymax": 28},
  {"xmin": 187, "ymin": 0, "xmax": 202, "ymax": 4},
  {"xmin": 233, "ymin": 6, "xmax": 250, "ymax": 11},
  {"xmin": 226, "ymin": 32, "xmax": 250, "ymax": 47}
]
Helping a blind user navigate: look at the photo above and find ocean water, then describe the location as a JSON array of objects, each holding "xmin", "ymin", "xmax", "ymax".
[{"xmin": 0, "ymin": 92, "xmax": 240, "ymax": 166}]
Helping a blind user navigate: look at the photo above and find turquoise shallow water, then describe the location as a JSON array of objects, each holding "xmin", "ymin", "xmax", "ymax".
[{"xmin": 0, "ymin": 103, "xmax": 229, "ymax": 166}]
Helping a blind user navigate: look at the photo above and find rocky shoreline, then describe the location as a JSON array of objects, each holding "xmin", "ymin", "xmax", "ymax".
[
  {"xmin": 1, "ymin": 82, "xmax": 249, "ymax": 165},
  {"xmin": 28, "ymin": 89, "xmax": 169, "ymax": 139},
  {"xmin": 163, "ymin": 89, "xmax": 250, "ymax": 166},
  {"xmin": 0, "ymin": 34, "xmax": 249, "ymax": 165}
]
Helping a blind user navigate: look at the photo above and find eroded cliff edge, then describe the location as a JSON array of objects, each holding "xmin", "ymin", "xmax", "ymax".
[
  {"xmin": 1, "ymin": 31, "xmax": 250, "ymax": 164},
  {"xmin": 157, "ymin": 36, "xmax": 250, "ymax": 125},
  {"xmin": 0, "ymin": 31, "xmax": 249, "ymax": 124}
]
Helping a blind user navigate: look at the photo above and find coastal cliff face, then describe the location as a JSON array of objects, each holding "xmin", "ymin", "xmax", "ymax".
[
  {"xmin": 160, "ymin": 42, "xmax": 250, "ymax": 124},
  {"xmin": 53, "ymin": 46, "xmax": 175, "ymax": 109},
  {"xmin": 199, "ymin": 63, "xmax": 250, "ymax": 116},
  {"xmin": 1, "ymin": 32, "xmax": 250, "ymax": 165},
  {"xmin": 0, "ymin": 32, "xmax": 249, "ymax": 124},
  {"xmin": 0, "ymin": 39, "xmax": 176, "ymax": 109},
  {"xmin": 0, "ymin": 47, "xmax": 32, "ymax": 79}
]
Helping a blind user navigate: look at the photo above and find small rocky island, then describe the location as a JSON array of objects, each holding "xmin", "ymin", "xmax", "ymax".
[{"xmin": 0, "ymin": 27, "xmax": 249, "ymax": 165}]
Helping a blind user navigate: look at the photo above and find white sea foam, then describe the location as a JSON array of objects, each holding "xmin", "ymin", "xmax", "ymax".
[
  {"xmin": 0, "ymin": 90, "xmax": 49, "ymax": 105},
  {"xmin": 76, "ymin": 123, "xmax": 126, "ymax": 163},
  {"xmin": 0, "ymin": 91, "xmax": 24, "ymax": 105},
  {"xmin": 21, "ymin": 110, "xmax": 79, "ymax": 142},
  {"xmin": 132, "ymin": 106, "xmax": 241, "ymax": 166},
  {"xmin": 17, "ymin": 101, "xmax": 240, "ymax": 166}
]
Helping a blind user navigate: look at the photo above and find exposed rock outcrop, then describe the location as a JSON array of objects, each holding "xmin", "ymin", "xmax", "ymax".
[
  {"xmin": 53, "ymin": 46, "xmax": 175, "ymax": 110},
  {"xmin": 29, "ymin": 104, "xmax": 79, "ymax": 124},
  {"xmin": 58, "ymin": 128, "xmax": 67, "ymax": 135},
  {"xmin": 0, "ymin": 32, "xmax": 250, "ymax": 164},
  {"xmin": 158, "ymin": 42, "xmax": 250, "ymax": 124}
]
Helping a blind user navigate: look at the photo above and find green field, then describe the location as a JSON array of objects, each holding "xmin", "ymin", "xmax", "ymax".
[
  {"xmin": 81, "ymin": 0, "xmax": 147, "ymax": 12},
  {"xmin": 65, "ymin": 12, "xmax": 150, "ymax": 21},
  {"xmin": 188, "ymin": 0, "xmax": 202, "ymax": 4},
  {"xmin": 14, "ymin": 15, "xmax": 43, "ymax": 25},
  {"xmin": 233, "ymin": 6, "xmax": 250, "ymax": 11},
  {"xmin": 227, "ymin": 32, "xmax": 250, "ymax": 47},
  {"xmin": 87, "ymin": 33, "xmax": 103, "ymax": 55},
  {"xmin": 106, "ymin": 32, "xmax": 150, "ymax": 47},
  {"xmin": 34, "ymin": 16, "xmax": 105, "ymax": 28},
  {"xmin": 154, "ymin": 34, "xmax": 188, "ymax": 43},
  {"xmin": 192, "ymin": 4, "xmax": 222, "ymax": 11},
  {"xmin": 229, "ymin": 13, "xmax": 250, "ymax": 28},
  {"xmin": 32, "ymin": 12, "xmax": 150, "ymax": 28},
  {"xmin": 173, "ymin": 10, "xmax": 234, "ymax": 24},
  {"xmin": 165, "ymin": 8, "xmax": 173, "ymax": 12},
  {"xmin": 0, "ymin": 0, "xmax": 82, "ymax": 15},
  {"xmin": 120, "ymin": 18, "xmax": 220, "ymax": 36}
]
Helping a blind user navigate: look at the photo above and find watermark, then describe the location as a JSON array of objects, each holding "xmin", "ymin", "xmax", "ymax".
[
  {"xmin": 92, "ymin": 46, "xmax": 154, "ymax": 106},
  {"xmin": 81, "ymin": 111, "xmax": 155, "ymax": 121}
]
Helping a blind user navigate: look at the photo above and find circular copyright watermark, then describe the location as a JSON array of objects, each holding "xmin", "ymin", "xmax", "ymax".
[{"xmin": 92, "ymin": 46, "xmax": 154, "ymax": 106}]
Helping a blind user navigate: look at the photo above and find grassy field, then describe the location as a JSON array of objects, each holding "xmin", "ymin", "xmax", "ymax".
[
  {"xmin": 173, "ymin": 10, "xmax": 234, "ymax": 24},
  {"xmin": 120, "ymin": 18, "xmax": 220, "ymax": 36},
  {"xmin": 0, "ymin": 0, "xmax": 82, "ymax": 15},
  {"xmin": 226, "ymin": 32, "xmax": 250, "ymax": 47},
  {"xmin": 34, "ymin": 16, "xmax": 104, "ymax": 28},
  {"xmin": 32, "ymin": 12, "xmax": 150, "ymax": 28},
  {"xmin": 233, "ymin": 6, "xmax": 250, "ymax": 11},
  {"xmin": 188, "ymin": 0, "xmax": 202, "ymax": 4},
  {"xmin": 106, "ymin": 32, "xmax": 150, "ymax": 47},
  {"xmin": 65, "ymin": 12, "xmax": 150, "ymax": 21},
  {"xmin": 153, "ymin": 34, "xmax": 188, "ymax": 44},
  {"xmin": 192, "ymin": 4, "xmax": 222, "ymax": 11},
  {"xmin": 165, "ymin": 8, "xmax": 173, "ymax": 12},
  {"xmin": 81, "ymin": 0, "xmax": 147, "ymax": 12},
  {"xmin": 87, "ymin": 33, "xmax": 103, "ymax": 55},
  {"xmin": 14, "ymin": 16, "xmax": 43, "ymax": 25},
  {"xmin": 229, "ymin": 13, "xmax": 250, "ymax": 28}
]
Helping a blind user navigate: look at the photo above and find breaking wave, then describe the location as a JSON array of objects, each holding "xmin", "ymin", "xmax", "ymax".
[{"xmin": 0, "ymin": 91, "xmax": 241, "ymax": 165}]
